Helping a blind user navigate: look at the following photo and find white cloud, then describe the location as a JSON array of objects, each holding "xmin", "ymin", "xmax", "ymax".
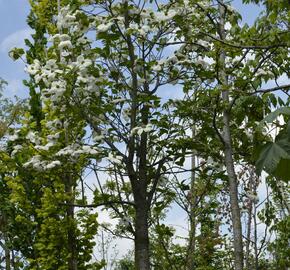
[{"xmin": 0, "ymin": 28, "xmax": 34, "ymax": 53}]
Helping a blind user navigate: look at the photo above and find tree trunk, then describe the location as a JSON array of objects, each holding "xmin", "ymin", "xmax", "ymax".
[
  {"xmin": 253, "ymin": 206, "xmax": 258, "ymax": 270},
  {"xmin": 4, "ymin": 239, "xmax": 11, "ymax": 270},
  {"xmin": 187, "ymin": 128, "xmax": 197, "ymax": 270},
  {"xmin": 222, "ymin": 129, "xmax": 244, "ymax": 270},
  {"xmin": 135, "ymin": 203, "xmax": 150, "ymax": 270},
  {"xmin": 218, "ymin": 2, "xmax": 244, "ymax": 270},
  {"xmin": 245, "ymin": 203, "xmax": 252, "ymax": 270},
  {"xmin": 67, "ymin": 204, "xmax": 77, "ymax": 270}
]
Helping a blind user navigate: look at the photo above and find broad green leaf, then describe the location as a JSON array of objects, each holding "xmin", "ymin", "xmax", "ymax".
[
  {"xmin": 256, "ymin": 138, "xmax": 290, "ymax": 180},
  {"xmin": 262, "ymin": 107, "xmax": 290, "ymax": 124}
]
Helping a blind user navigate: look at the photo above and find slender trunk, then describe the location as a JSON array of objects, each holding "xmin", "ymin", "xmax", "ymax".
[
  {"xmin": 253, "ymin": 205, "xmax": 258, "ymax": 270},
  {"xmin": 67, "ymin": 207, "xmax": 77, "ymax": 270},
  {"xmin": 222, "ymin": 77, "xmax": 244, "ymax": 270},
  {"xmin": 245, "ymin": 203, "xmax": 252, "ymax": 270},
  {"xmin": 63, "ymin": 115, "xmax": 77, "ymax": 270},
  {"xmin": 12, "ymin": 250, "xmax": 16, "ymax": 270},
  {"xmin": 135, "ymin": 203, "xmax": 150, "ymax": 270},
  {"xmin": 218, "ymin": 3, "xmax": 243, "ymax": 270},
  {"xmin": 187, "ymin": 128, "xmax": 197, "ymax": 270},
  {"xmin": 101, "ymin": 231, "xmax": 107, "ymax": 270}
]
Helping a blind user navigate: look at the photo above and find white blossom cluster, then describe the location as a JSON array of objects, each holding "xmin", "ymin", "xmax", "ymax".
[
  {"xmin": 23, "ymin": 155, "xmax": 61, "ymax": 171},
  {"xmin": 57, "ymin": 7, "xmax": 77, "ymax": 30},
  {"xmin": 23, "ymin": 7, "xmax": 103, "ymax": 105},
  {"xmin": 56, "ymin": 144, "xmax": 99, "ymax": 157},
  {"xmin": 107, "ymin": 152, "xmax": 123, "ymax": 165},
  {"xmin": 130, "ymin": 124, "xmax": 153, "ymax": 136},
  {"xmin": 22, "ymin": 142, "xmax": 99, "ymax": 171}
]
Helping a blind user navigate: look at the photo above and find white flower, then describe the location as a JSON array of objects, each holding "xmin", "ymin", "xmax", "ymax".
[
  {"xmin": 108, "ymin": 153, "xmax": 122, "ymax": 165},
  {"xmin": 75, "ymin": 55, "xmax": 92, "ymax": 71},
  {"xmin": 129, "ymin": 22, "xmax": 139, "ymax": 31},
  {"xmin": 26, "ymin": 131, "xmax": 36, "ymax": 142},
  {"xmin": 131, "ymin": 126, "xmax": 142, "ymax": 136},
  {"xmin": 11, "ymin": 145, "xmax": 23, "ymax": 156},
  {"xmin": 57, "ymin": 8, "xmax": 76, "ymax": 29},
  {"xmin": 97, "ymin": 22, "xmax": 113, "ymax": 32},
  {"xmin": 46, "ymin": 134, "xmax": 60, "ymax": 144},
  {"xmin": 59, "ymin": 34, "xmax": 71, "ymax": 41},
  {"xmin": 144, "ymin": 124, "xmax": 153, "ymax": 132},
  {"xmin": 56, "ymin": 144, "xmax": 78, "ymax": 156},
  {"xmin": 46, "ymin": 160, "xmax": 61, "ymax": 169},
  {"xmin": 197, "ymin": 40, "xmax": 210, "ymax": 48},
  {"xmin": 13, "ymin": 145, "xmax": 23, "ymax": 151},
  {"xmin": 167, "ymin": 56, "xmax": 178, "ymax": 64},
  {"xmin": 8, "ymin": 134, "xmax": 18, "ymax": 141},
  {"xmin": 50, "ymin": 80, "xmax": 66, "ymax": 96},
  {"xmin": 155, "ymin": 10, "xmax": 177, "ymax": 21},
  {"xmin": 119, "ymin": 217, "xmax": 132, "ymax": 227},
  {"xmin": 256, "ymin": 69, "xmax": 273, "ymax": 77},
  {"xmin": 246, "ymin": 191, "xmax": 259, "ymax": 203},
  {"xmin": 89, "ymin": 148, "xmax": 99, "ymax": 155},
  {"xmin": 77, "ymin": 37, "xmax": 91, "ymax": 45},
  {"xmin": 34, "ymin": 74, "xmax": 42, "ymax": 83},
  {"xmin": 23, "ymin": 155, "xmax": 42, "ymax": 168},
  {"xmin": 139, "ymin": 25, "xmax": 150, "ymax": 37},
  {"xmin": 35, "ymin": 142, "xmax": 54, "ymax": 151},
  {"xmin": 61, "ymin": 51, "xmax": 71, "ymax": 57},
  {"xmin": 225, "ymin": 22, "xmax": 232, "ymax": 31},
  {"xmin": 152, "ymin": 64, "xmax": 162, "ymax": 72},
  {"xmin": 194, "ymin": 57, "xmax": 208, "ymax": 68},
  {"xmin": 25, "ymin": 60, "xmax": 41, "ymax": 75},
  {"xmin": 112, "ymin": 98, "xmax": 126, "ymax": 104},
  {"xmin": 58, "ymin": 40, "xmax": 73, "ymax": 50}
]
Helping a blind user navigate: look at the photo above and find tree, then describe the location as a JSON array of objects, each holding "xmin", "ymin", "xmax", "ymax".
[{"xmin": 14, "ymin": 0, "xmax": 189, "ymax": 269}]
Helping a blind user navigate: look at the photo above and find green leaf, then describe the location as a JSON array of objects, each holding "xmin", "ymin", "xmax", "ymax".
[
  {"xmin": 261, "ymin": 107, "xmax": 290, "ymax": 124},
  {"xmin": 256, "ymin": 138, "xmax": 290, "ymax": 180},
  {"xmin": 8, "ymin": 47, "xmax": 25, "ymax": 61}
]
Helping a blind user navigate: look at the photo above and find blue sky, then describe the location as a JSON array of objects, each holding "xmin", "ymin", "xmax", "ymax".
[
  {"xmin": 0, "ymin": 0, "xmax": 31, "ymax": 97},
  {"xmin": 0, "ymin": 0, "xmax": 263, "ymax": 99}
]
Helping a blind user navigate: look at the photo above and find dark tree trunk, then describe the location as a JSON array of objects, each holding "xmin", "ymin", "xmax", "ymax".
[
  {"xmin": 135, "ymin": 203, "xmax": 150, "ymax": 270},
  {"xmin": 67, "ymin": 205, "xmax": 77, "ymax": 270},
  {"xmin": 4, "ymin": 241, "xmax": 11, "ymax": 270}
]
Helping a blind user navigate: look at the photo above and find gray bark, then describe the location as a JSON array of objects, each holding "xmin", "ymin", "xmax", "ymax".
[
  {"xmin": 187, "ymin": 128, "xmax": 197, "ymax": 270},
  {"xmin": 218, "ymin": 2, "xmax": 244, "ymax": 270}
]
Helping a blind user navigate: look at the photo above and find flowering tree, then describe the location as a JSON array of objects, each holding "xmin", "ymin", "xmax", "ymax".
[{"xmin": 9, "ymin": 0, "xmax": 192, "ymax": 269}]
